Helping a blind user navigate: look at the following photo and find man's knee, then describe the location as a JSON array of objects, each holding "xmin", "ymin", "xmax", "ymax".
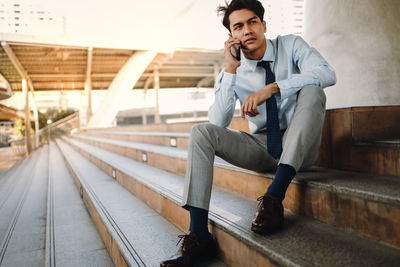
[
  {"xmin": 298, "ymin": 85, "xmax": 326, "ymax": 108},
  {"xmin": 190, "ymin": 123, "xmax": 219, "ymax": 142}
]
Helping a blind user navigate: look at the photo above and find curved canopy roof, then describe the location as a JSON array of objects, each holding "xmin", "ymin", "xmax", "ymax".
[{"xmin": 0, "ymin": 41, "xmax": 224, "ymax": 92}]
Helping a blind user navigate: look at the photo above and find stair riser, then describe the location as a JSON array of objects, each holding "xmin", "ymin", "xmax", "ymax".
[
  {"xmin": 64, "ymin": 138, "xmax": 278, "ymax": 267},
  {"xmin": 62, "ymin": 151, "xmax": 129, "ymax": 267},
  {"xmin": 81, "ymin": 132, "xmax": 189, "ymax": 149},
  {"xmin": 319, "ymin": 108, "xmax": 400, "ymax": 176},
  {"xmin": 71, "ymin": 136, "xmax": 400, "ymax": 248},
  {"xmin": 84, "ymin": 130, "xmax": 400, "ymax": 176}
]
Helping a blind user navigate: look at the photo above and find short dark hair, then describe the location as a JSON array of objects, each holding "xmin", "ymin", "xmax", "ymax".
[{"xmin": 217, "ymin": 0, "xmax": 265, "ymax": 31}]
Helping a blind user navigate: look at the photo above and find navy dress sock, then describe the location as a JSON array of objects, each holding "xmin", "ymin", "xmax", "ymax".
[
  {"xmin": 267, "ymin": 164, "xmax": 296, "ymax": 200},
  {"xmin": 188, "ymin": 206, "xmax": 210, "ymax": 240}
]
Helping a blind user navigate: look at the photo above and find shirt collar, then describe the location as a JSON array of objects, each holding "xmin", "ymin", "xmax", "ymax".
[{"xmin": 241, "ymin": 39, "xmax": 275, "ymax": 72}]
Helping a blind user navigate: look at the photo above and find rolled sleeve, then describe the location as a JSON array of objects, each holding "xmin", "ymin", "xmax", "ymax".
[
  {"xmin": 208, "ymin": 71, "xmax": 238, "ymax": 127},
  {"xmin": 276, "ymin": 36, "xmax": 336, "ymax": 99}
]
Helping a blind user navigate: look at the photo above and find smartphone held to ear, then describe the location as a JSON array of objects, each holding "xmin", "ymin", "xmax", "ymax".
[{"xmin": 230, "ymin": 43, "xmax": 241, "ymax": 61}]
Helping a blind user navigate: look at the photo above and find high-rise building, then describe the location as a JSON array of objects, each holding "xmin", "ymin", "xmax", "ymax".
[
  {"xmin": 263, "ymin": 0, "xmax": 304, "ymax": 38},
  {"xmin": 0, "ymin": 0, "xmax": 64, "ymax": 36}
]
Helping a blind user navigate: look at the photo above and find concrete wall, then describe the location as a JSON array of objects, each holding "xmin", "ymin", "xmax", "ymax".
[{"xmin": 304, "ymin": 0, "xmax": 400, "ymax": 109}]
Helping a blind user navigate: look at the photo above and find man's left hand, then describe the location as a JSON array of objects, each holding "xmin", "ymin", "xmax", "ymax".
[{"xmin": 241, "ymin": 83, "xmax": 280, "ymax": 119}]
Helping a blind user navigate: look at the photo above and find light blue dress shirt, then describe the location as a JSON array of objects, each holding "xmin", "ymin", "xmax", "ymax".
[{"xmin": 208, "ymin": 34, "xmax": 336, "ymax": 134}]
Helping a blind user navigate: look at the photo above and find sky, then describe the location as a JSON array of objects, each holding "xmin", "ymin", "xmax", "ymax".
[
  {"xmin": 52, "ymin": 0, "xmax": 229, "ymax": 50},
  {"xmin": 1, "ymin": 0, "xmax": 304, "ymax": 51},
  {"xmin": 1, "ymin": 0, "xmax": 232, "ymax": 50}
]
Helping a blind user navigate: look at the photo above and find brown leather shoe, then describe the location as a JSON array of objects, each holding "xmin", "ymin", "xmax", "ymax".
[
  {"xmin": 251, "ymin": 193, "xmax": 284, "ymax": 234},
  {"xmin": 160, "ymin": 232, "xmax": 218, "ymax": 267}
]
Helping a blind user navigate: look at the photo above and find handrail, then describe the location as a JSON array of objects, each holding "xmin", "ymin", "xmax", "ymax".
[
  {"xmin": 9, "ymin": 111, "xmax": 80, "ymax": 155},
  {"xmin": 39, "ymin": 111, "xmax": 79, "ymax": 135}
]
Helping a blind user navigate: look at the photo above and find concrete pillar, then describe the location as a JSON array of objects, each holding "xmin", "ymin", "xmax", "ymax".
[
  {"xmin": 79, "ymin": 90, "xmax": 88, "ymax": 128},
  {"xmin": 22, "ymin": 78, "xmax": 32, "ymax": 154},
  {"xmin": 154, "ymin": 65, "xmax": 161, "ymax": 124},
  {"xmin": 304, "ymin": 0, "xmax": 400, "ymax": 109},
  {"xmin": 88, "ymin": 50, "xmax": 157, "ymax": 128},
  {"xmin": 84, "ymin": 79, "xmax": 92, "ymax": 123},
  {"xmin": 29, "ymin": 91, "xmax": 39, "ymax": 149},
  {"xmin": 85, "ymin": 47, "xmax": 93, "ymax": 123}
]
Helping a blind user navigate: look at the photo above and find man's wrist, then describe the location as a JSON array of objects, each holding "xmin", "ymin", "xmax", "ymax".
[
  {"xmin": 262, "ymin": 83, "xmax": 280, "ymax": 99},
  {"xmin": 225, "ymin": 65, "xmax": 238, "ymax": 74},
  {"xmin": 270, "ymin": 83, "xmax": 280, "ymax": 94}
]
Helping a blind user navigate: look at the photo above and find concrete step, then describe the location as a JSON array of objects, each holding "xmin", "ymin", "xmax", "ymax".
[
  {"xmin": 0, "ymin": 149, "xmax": 36, "ymax": 200},
  {"xmin": 60, "ymin": 136, "xmax": 400, "ymax": 267},
  {"xmin": 0, "ymin": 147, "xmax": 24, "ymax": 175},
  {"xmin": 318, "ymin": 107, "xmax": 400, "ymax": 176},
  {"xmin": 0, "ymin": 156, "xmax": 25, "ymax": 183},
  {"xmin": 0, "ymin": 146, "xmax": 47, "ymax": 266},
  {"xmin": 323, "ymin": 138, "xmax": 400, "ymax": 177},
  {"xmin": 70, "ymin": 133, "xmax": 400, "ymax": 249},
  {"xmin": 55, "ymin": 138, "xmax": 226, "ymax": 267},
  {"xmin": 84, "ymin": 109, "xmax": 400, "ymax": 177},
  {"xmin": 46, "ymin": 142, "xmax": 113, "ymax": 267},
  {"xmin": 349, "ymin": 139, "xmax": 400, "ymax": 176},
  {"xmin": 82, "ymin": 126, "xmax": 400, "ymax": 177},
  {"xmin": 81, "ymin": 130, "xmax": 190, "ymax": 149},
  {"xmin": 78, "ymin": 117, "xmax": 249, "ymax": 134},
  {"xmin": 0, "ymin": 147, "xmax": 43, "ymax": 255}
]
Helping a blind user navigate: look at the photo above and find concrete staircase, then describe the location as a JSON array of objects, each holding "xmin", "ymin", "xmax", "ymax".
[
  {"xmin": 0, "ymin": 145, "xmax": 113, "ymax": 266},
  {"xmin": 0, "ymin": 142, "xmax": 225, "ymax": 266},
  {"xmin": 1, "ymin": 116, "xmax": 400, "ymax": 266},
  {"xmin": 58, "ymin": 121, "xmax": 400, "ymax": 266}
]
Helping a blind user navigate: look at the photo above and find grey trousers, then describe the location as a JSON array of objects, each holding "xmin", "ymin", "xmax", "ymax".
[{"xmin": 182, "ymin": 85, "xmax": 327, "ymax": 211}]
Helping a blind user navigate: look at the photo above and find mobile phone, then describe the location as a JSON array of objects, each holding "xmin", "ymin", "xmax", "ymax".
[{"xmin": 230, "ymin": 43, "xmax": 241, "ymax": 61}]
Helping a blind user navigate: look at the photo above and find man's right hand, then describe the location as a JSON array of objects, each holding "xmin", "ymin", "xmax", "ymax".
[{"xmin": 224, "ymin": 37, "xmax": 241, "ymax": 74}]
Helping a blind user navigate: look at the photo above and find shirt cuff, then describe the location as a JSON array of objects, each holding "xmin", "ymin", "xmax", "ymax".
[
  {"xmin": 221, "ymin": 71, "xmax": 236, "ymax": 86},
  {"xmin": 276, "ymin": 80, "xmax": 296, "ymax": 100}
]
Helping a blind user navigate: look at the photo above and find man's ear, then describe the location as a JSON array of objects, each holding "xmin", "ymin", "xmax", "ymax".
[{"xmin": 263, "ymin": 20, "xmax": 266, "ymax": 33}]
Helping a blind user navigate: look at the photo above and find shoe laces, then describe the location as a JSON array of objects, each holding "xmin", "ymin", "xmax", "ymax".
[
  {"xmin": 176, "ymin": 234, "xmax": 198, "ymax": 249},
  {"xmin": 256, "ymin": 194, "xmax": 274, "ymax": 211}
]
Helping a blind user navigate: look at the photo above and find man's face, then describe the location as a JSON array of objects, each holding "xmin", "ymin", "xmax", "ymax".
[{"xmin": 228, "ymin": 9, "xmax": 266, "ymax": 52}]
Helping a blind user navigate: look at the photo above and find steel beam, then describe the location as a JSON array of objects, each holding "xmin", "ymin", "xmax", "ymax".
[
  {"xmin": 85, "ymin": 47, "xmax": 93, "ymax": 123},
  {"xmin": 28, "ymin": 72, "xmax": 214, "ymax": 79},
  {"xmin": 22, "ymin": 79, "xmax": 32, "ymax": 154},
  {"xmin": 141, "ymin": 73, "xmax": 214, "ymax": 78},
  {"xmin": 154, "ymin": 65, "xmax": 161, "ymax": 124},
  {"xmin": 2, "ymin": 41, "xmax": 39, "ymax": 149}
]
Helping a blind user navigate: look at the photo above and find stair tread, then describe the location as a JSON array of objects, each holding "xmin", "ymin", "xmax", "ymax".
[
  {"xmin": 85, "ymin": 130, "xmax": 190, "ymax": 138},
  {"xmin": 48, "ymin": 142, "xmax": 113, "ymax": 266},
  {"xmin": 355, "ymin": 139, "xmax": 400, "ymax": 148},
  {"xmin": 0, "ymin": 147, "xmax": 47, "ymax": 266},
  {"xmin": 65, "ymin": 136, "xmax": 400, "ymax": 267},
  {"xmin": 75, "ymin": 134, "xmax": 400, "ymax": 206},
  {"xmin": 56, "ymin": 139, "xmax": 226, "ymax": 267}
]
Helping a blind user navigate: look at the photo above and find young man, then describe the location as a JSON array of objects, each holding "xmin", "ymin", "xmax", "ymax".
[{"xmin": 160, "ymin": 0, "xmax": 336, "ymax": 266}]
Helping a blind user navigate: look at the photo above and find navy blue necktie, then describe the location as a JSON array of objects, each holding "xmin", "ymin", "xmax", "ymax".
[{"xmin": 257, "ymin": 61, "xmax": 282, "ymax": 158}]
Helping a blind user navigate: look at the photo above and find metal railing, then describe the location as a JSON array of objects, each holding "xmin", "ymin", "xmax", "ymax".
[{"xmin": 8, "ymin": 111, "xmax": 80, "ymax": 155}]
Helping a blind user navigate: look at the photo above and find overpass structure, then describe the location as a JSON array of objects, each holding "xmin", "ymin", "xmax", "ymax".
[{"xmin": 0, "ymin": 41, "xmax": 224, "ymax": 153}]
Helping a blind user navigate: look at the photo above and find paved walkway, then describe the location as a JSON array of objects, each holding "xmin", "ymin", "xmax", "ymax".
[{"xmin": 0, "ymin": 147, "xmax": 24, "ymax": 174}]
